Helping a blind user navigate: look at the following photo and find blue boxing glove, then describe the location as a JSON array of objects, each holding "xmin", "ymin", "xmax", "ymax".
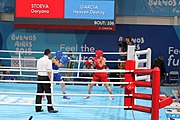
[
  {"xmin": 56, "ymin": 51, "xmax": 63, "ymax": 60},
  {"xmin": 60, "ymin": 55, "xmax": 70, "ymax": 65}
]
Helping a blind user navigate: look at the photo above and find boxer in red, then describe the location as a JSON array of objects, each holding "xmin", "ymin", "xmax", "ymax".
[{"xmin": 84, "ymin": 50, "xmax": 114, "ymax": 100}]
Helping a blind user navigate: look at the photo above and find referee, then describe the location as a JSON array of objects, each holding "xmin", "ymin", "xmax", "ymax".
[{"xmin": 35, "ymin": 49, "xmax": 58, "ymax": 113}]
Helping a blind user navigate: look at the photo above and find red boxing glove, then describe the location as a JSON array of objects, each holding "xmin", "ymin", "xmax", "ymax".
[
  {"xmin": 92, "ymin": 57, "xmax": 97, "ymax": 61},
  {"xmin": 92, "ymin": 57, "xmax": 99, "ymax": 65},
  {"xmin": 84, "ymin": 60, "xmax": 91, "ymax": 65},
  {"xmin": 95, "ymin": 61, "xmax": 100, "ymax": 66}
]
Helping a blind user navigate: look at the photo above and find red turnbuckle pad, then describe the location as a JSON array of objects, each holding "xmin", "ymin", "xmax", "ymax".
[
  {"xmin": 134, "ymin": 69, "xmax": 153, "ymax": 75},
  {"xmin": 135, "ymin": 81, "xmax": 152, "ymax": 87},
  {"xmin": 134, "ymin": 93, "xmax": 152, "ymax": 100},
  {"xmin": 159, "ymin": 96, "xmax": 173, "ymax": 109},
  {"xmin": 132, "ymin": 105, "xmax": 151, "ymax": 113}
]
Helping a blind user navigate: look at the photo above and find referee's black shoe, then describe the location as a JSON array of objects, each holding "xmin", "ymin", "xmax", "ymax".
[
  {"xmin": 36, "ymin": 109, "xmax": 44, "ymax": 112},
  {"xmin": 48, "ymin": 110, "xmax": 58, "ymax": 113}
]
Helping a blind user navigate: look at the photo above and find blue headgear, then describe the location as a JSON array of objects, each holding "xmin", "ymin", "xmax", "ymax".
[{"xmin": 56, "ymin": 51, "xmax": 63, "ymax": 60}]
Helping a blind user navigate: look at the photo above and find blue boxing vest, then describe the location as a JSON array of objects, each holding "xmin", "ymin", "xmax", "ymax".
[{"xmin": 52, "ymin": 63, "xmax": 62, "ymax": 81}]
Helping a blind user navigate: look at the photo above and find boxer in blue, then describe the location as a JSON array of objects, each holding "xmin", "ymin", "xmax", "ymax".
[{"xmin": 52, "ymin": 51, "xmax": 71, "ymax": 100}]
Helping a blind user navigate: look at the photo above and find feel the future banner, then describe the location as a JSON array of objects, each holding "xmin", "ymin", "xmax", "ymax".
[{"xmin": 117, "ymin": 0, "xmax": 180, "ymax": 16}]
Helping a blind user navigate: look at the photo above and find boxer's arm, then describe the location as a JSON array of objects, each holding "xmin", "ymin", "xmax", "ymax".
[
  {"xmin": 52, "ymin": 57, "xmax": 63, "ymax": 67},
  {"xmin": 98, "ymin": 58, "xmax": 106, "ymax": 68},
  {"xmin": 119, "ymin": 47, "xmax": 122, "ymax": 53},
  {"xmin": 67, "ymin": 61, "xmax": 71, "ymax": 68},
  {"xmin": 119, "ymin": 47, "xmax": 126, "ymax": 56}
]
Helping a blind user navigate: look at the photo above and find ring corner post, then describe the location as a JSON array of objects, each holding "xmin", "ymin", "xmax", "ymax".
[
  {"xmin": 151, "ymin": 67, "xmax": 160, "ymax": 120},
  {"xmin": 127, "ymin": 45, "xmax": 135, "ymax": 60},
  {"xmin": 124, "ymin": 60, "xmax": 135, "ymax": 110},
  {"xmin": 51, "ymin": 69, "xmax": 54, "ymax": 106}
]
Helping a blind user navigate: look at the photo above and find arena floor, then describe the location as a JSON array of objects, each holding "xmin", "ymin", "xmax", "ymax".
[{"xmin": 0, "ymin": 83, "xmax": 168, "ymax": 120}]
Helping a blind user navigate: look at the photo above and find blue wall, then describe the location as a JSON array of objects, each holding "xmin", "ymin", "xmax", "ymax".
[
  {"xmin": 117, "ymin": 0, "xmax": 180, "ymax": 16},
  {"xmin": 0, "ymin": 22, "xmax": 180, "ymax": 74},
  {"xmin": 0, "ymin": 0, "xmax": 14, "ymax": 13}
]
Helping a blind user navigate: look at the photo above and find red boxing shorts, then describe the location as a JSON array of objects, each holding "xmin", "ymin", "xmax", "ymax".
[{"xmin": 92, "ymin": 72, "xmax": 108, "ymax": 82}]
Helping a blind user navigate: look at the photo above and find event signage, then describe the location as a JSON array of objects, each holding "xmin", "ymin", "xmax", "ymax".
[{"xmin": 117, "ymin": 0, "xmax": 180, "ymax": 16}]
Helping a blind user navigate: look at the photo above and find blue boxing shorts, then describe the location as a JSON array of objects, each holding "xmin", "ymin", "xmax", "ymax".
[{"xmin": 53, "ymin": 73, "xmax": 62, "ymax": 81}]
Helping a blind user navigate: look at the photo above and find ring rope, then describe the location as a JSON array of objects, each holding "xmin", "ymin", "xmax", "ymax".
[
  {"xmin": 0, "ymin": 65, "xmax": 126, "ymax": 69},
  {"xmin": 165, "ymin": 106, "xmax": 179, "ymax": 109},
  {"xmin": 0, "ymin": 68, "xmax": 133, "ymax": 73},
  {"xmin": 0, "ymin": 50, "xmax": 127, "ymax": 55},
  {"xmin": 0, "ymin": 103, "xmax": 131, "ymax": 109},
  {"xmin": 0, "ymin": 74, "xmax": 125, "ymax": 80},
  {"xmin": 0, "ymin": 92, "xmax": 132, "ymax": 97},
  {"xmin": 0, "ymin": 80, "xmax": 130, "ymax": 84},
  {"xmin": 0, "ymin": 58, "xmax": 126, "ymax": 63},
  {"xmin": 0, "ymin": 66, "xmax": 37, "ymax": 69},
  {"xmin": 136, "ymin": 50, "xmax": 149, "ymax": 55},
  {"xmin": 136, "ymin": 76, "xmax": 148, "ymax": 80}
]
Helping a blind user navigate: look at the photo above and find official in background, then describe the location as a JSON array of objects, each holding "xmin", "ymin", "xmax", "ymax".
[
  {"xmin": 64, "ymin": 51, "xmax": 74, "ymax": 81},
  {"xmin": 152, "ymin": 56, "xmax": 166, "ymax": 85},
  {"xmin": 2, "ymin": 71, "xmax": 15, "ymax": 80},
  {"xmin": 118, "ymin": 36, "xmax": 132, "ymax": 87},
  {"xmin": 35, "ymin": 49, "xmax": 58, "ymax": 113},
  {"xmin": 118, "ymin": 36, "xmax": 132, "ymax": 61}
]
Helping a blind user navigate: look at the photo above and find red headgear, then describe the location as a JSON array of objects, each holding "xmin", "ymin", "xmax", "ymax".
[{"xmin": 95, "ymin": 50, "xmax": 103, "ymax": 58}]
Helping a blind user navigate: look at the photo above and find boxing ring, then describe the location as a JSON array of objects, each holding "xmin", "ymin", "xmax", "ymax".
[{"xmin": 0, "ymin": 46, "xmax": 173, "ymax": 120}]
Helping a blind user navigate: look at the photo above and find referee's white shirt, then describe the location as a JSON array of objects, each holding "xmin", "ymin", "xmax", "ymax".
[{"xmin": 37, "ymin": 55, "xmax": 52, "ymax": 76}]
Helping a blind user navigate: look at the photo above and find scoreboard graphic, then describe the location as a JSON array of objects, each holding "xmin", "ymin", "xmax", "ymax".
[
  {"xmin": 16, "ymin": 0, "xmax": 64, "ymax": 18},
  {"xmin": 15, "ymin": 0, "xmax": 115, "ymax": 30}
]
